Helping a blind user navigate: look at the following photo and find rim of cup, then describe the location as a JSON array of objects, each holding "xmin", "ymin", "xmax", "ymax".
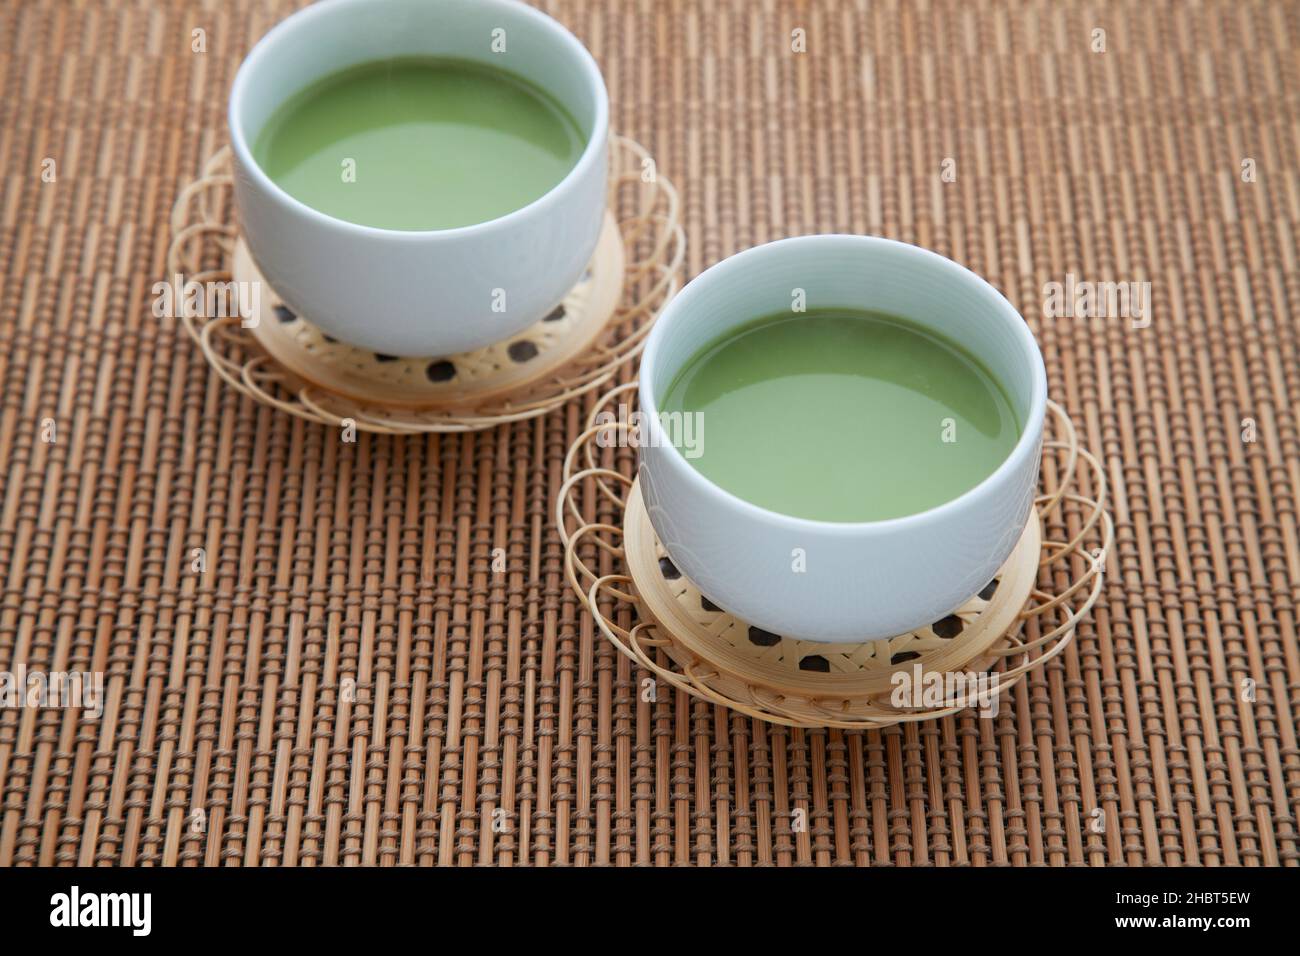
[
  {"xmin": 637, "ymin": 234, "xmax": 1049, "ymax": 534},
  {"xmin": 227, "ymin": 0, "xmax": 609, "ymax": 240}
]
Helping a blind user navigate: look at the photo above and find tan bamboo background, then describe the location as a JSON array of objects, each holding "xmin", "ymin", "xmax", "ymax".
[{"xmin": 1, "ymin": 0, "xmax": 1297, "ymax": 866}]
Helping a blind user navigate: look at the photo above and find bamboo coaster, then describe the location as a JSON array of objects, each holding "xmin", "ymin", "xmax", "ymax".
[
  {"xmin": 167, "ymin": 135, "xmax": 684, "ymax": 432},
  {"xmin": 558, "ymin": 387, "xmax": 1114, "ymax": 729},
  {"xmin": 232, "ymin": 215, "xmax": 624, "ymax": 409}
]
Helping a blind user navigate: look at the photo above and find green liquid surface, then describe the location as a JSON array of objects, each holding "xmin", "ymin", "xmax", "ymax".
[
  {"xmin": 253, "ymin": 57, "xmax": 585, "ymax": 231},
  {"xmin": 659, "ymin": 310, "xmax": 1021, "ymax": 522}
]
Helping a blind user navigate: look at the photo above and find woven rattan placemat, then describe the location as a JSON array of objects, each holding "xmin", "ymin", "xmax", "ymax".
[{"xmin": 1, "ymin": 0, "xmax": 1296, "ymax": 866}]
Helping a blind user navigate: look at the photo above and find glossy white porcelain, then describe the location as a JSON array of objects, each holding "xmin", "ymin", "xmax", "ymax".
[
  {"xmin": 228, "ymin": 0, "xmax": 608, "ymax": 356},
  {"xmin": 637, "ymin": 235, "xmax": 1047, "ymax": 642}
]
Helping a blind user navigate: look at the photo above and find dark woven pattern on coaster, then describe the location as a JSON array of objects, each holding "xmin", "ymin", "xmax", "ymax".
[{"xmin": 1, "ymin": 0, "xmax": 1297, "ymax": 865}]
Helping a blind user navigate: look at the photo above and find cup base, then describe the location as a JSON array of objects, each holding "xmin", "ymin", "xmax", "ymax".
[
  {"xmin": 626, "ymin": 481, "xmax": 1040, "ymax": 702},
  {"xmin": 235, "ymin": 214, "xmax": 623, "ymax": 409}
]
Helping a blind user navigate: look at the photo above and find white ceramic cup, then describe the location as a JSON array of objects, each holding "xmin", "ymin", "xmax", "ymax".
[
  {"xmin": 228, "ymin": 0, "xmax": 609, "ymax": 356},
  {"xmin": 637, "ymin": 235, "xmax": 1048, "ymax": 643}
]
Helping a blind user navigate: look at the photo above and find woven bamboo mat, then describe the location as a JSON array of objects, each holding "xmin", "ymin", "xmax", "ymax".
[{"xmin": 1, "ymin": 0, "xmax": 1297, "ymax": 867}]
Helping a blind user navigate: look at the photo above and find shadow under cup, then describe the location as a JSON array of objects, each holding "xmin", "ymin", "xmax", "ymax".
[
  {"xmin": 228, "ymin": 0, "xmax": 609, "ymax": 356},
  {"xmin": 637, "ymin": 235, "xmax": 1048, "ymax": 643}
]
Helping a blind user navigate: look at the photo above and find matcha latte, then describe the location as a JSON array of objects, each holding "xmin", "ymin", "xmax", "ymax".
[
  {"xmin": 658, "ymin": 309, "xmax": 1020, "ymax": 522},
  {"xmin": 253, "ymin": 57, "xmax": 586, "ymax": 231}
]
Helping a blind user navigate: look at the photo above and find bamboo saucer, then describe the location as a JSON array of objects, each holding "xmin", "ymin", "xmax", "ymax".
[
  {"xmin": 558, "ymin": 384, "xmax": 1113, "ymax": 729},
  {"xmin": 232, "ymin": 216, "xmax": 624, "ymax": 410},
  {"xmin": 167, "ymin": 135, "xmax": 684, "ymax": 433}
]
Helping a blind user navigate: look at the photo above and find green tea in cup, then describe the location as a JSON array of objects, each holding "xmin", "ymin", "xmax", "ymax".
[
  {"xmin": 658, "ymin": 309, "xmax": 1020, "ymax": 522},
  {"xmin": 230, "ymin": 0, "xmax": 609, "ymax": 356},
  {"xmin": 637, "ymin": 235, "xmax": 1046, "ymax": 640},
  {"xmin": 253, "ymin": 56, "xmax": 585, "ymax": 231}
]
